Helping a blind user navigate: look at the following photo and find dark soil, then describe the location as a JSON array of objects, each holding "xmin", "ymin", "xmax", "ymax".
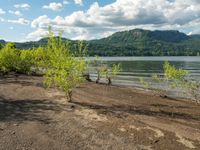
[{"xmin": 0, "ymin": 74, "xmax": 200, "ymax": 150}]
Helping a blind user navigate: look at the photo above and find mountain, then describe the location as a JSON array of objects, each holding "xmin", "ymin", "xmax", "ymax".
[
  {"xmin": 1, "ymin": 29, "xmax": 200, "ymax": 56},
  {"xmin": 88, "ymin": 29, "xmax": 200, "ymax": 56}
]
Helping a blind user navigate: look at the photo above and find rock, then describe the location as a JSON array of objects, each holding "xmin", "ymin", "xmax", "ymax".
[
  {"xmin": 11, "ymin": 131, "xmax": 15, "ymax": 135},
  {"xmin": 13, "ymin": 123, "xmax": 19, "ymax": 126}
]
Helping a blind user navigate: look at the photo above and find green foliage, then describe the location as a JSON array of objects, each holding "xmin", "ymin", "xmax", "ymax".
[
  {"xmin": 151, "ymin": 61, "xmax": 200, "ymax": 103},
  {"xmin": 41, "ymin": 29, "xmax": 87, "ymax": 101},
  {"xmin": 91, "ymin": 57, "xmax": 121, "ymax": 85},
  {"xmin": 88, "ymin": 29, "xmax": 200, "ymax": 56},
  {"xmin": 0, "ymin": 42, "xmax": 39, "ymax": 74},
  {"xmin": 102, "ymin": 63, "xmax": 121, "ymax": 85},
  {"xmin": 139, "ymin": 77, "xmax": 150, "ymax": 89},
  {"xmin": 163, "ymin": 61, "xmax": 188, "ymax": 81},
  {"xmin": 151, "ymin": 61, "xmax": 189, "ymax": 97},
  {"xmin": 0, "ymin": 28, "xmax": 87, "ymax": 102},
  {"xmin": 0, "ymin": 42, "xmax": 20, "ymax": 73},
  {"xmin": 18, "ymin": 50, "xmax": 35, "ymax": 74}
]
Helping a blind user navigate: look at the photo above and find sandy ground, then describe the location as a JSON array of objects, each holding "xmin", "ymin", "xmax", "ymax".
[{"xmin": 0, "ymin": 73, "xmax": 200, "ymax": 150}]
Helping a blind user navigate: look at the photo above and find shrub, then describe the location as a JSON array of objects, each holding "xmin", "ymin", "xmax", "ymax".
[
  {"xmin": 102, "ymin": 63, "xmax": 121, "ymax": 85},
  {"xmin": 0, "ymin": 42, "xmax": 21, "ymax": 74},
  {"xmin": 41, "ymin": 29, "xmax": 87, "ymax": 102},
  {"xmin": 152, "ymin": 61, "xmax": 188, "ymax": 97},
  {"xmin": 91, "ymin": 56, "xmax": 121, "ymax": 85},
  {"xmin": 0, "ymin": 42, "xmax": 38, "ymax": 75},
  {"xmin": 151, "ymin": 61, "xmax": 200, "ymax": 103}
]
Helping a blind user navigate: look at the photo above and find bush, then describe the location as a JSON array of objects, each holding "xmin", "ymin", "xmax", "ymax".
[
  {"xmin": 0, "ymin": 42, "xmax": 38, "ymax": 75},
  {"xmin": 91, "ymin": 56, "xmax": 121, "ymax": 85},
  {"xmin": 151, "ymin": 61, "xmax": 200, "ymax": 103},
  {"xmin": 41, "ymin": 29, "xmax": 87, "ymax": 102},
  {"xmin": 0, "ymin": 42, "xmax": 21, "ymax": 73}
]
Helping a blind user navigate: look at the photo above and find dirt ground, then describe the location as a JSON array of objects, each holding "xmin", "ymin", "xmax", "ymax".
[{"xmin": 0, "ymin": 74, "xmax": 200, "ymax": 150}]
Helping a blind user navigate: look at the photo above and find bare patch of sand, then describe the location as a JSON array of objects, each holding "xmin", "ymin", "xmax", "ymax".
[
  {"xmin": 176, "ymin": 134, "xmax": 196, "ymax": 149},
  {"xmin": 129, "ymin": 125, "xmax": 164, "ymax": 138},
  {"xmin": 75, "ymin": 109, "xmax": 108, "ymax": 122},
  {"xmin": 135, "ymin": 115, "xmax": 200, "ymax": 142}
]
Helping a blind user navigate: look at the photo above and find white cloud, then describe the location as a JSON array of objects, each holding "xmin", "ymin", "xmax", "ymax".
[
  {"xmin": 9, "ymin": 10, "xmax": 22, "ymax": 16},
  {"xmin": 74, "ymin": 0, "xmax": 83, "ymax": 5},
  {"xmin": 26, "ymin": 28, "xmax": 48, "ymax": 41},
  {"xmin": 0, "ymin": 17, "xmax": 5, "ymax": 22},
  {"xmin": 43, "ymin": 2, "xmax": 63, "ymax": 11},
  {"xmin": 31, "ymin": 15, "xmax": 51, "ymax": 28},
  {"xmin": 63, "ymin": 0, "xmax": 69, "ymax": 5},
  {"xmin": 14, "ymin": 3, "xmax": 30, "ymax": 10},
  {"xmin": 8, "ymin": 18, "xmax": 30, "ymax": 25},
  {"xmin": 27, "ymin": 0, "xmax": 200, "ymax": 40},
  {"xmin": 0, "ymin": 8, "xmax": 6, "ymax": 15},
  {"xmin": 9, "ymin": 27, "xmax": 14, "ymax": 30}
]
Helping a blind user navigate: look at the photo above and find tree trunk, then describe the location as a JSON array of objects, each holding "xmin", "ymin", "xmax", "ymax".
[
  {"xmin": 67, "ymin": 90, "xmax": 72, "ymax": 102},
  {"xmin": 107, "ymin": 77, "xmax": 112, "ymax": 85},
  {"xmin": 83, "ymin": 73, "xmax": 92, "ymax": 82},
  {"xmin": 96, "ymin": 72, "xmax": 100, "ymax": 84}
]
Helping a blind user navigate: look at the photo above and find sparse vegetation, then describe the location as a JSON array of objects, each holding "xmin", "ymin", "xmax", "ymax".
[
  {"xmin": 105, "ymin": 64, "xmax": 121, "ymax": 85},
  {"xmin": 91, "ymin": 56, "xmax": 121, "ymax": 85},
  {"xmin": 138, "ymin": 61, "xmax": 200, "ymax": 103},
  {"xmin": 0, "ymin": 29, "xmax": 87, "ymax": 102}
]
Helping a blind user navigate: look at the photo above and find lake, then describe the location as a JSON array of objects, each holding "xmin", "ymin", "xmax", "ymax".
[{"xmin": 88, "ymin": 56, "xmax": 200, "ymax": 88}]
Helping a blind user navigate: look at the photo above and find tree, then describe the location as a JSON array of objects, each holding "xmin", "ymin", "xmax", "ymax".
[
  {"xmin": 91, "ymin": 56, "xmax": 121, "ymax": 85},
  {"xmin": 101, "ymin": 64, "xmax": 121, "ymax": 85},
  {"xmin": 41, "ymin": 29, "xmax": 87, "ymax": 102}
]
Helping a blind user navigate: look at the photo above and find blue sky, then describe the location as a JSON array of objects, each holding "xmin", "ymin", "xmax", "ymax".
[{"xmin": 0, "ymin": 0, "xmax": 200, "ymax": 42}]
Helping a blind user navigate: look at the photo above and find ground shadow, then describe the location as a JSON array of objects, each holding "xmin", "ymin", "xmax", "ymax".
[
  {"xmin": 0, "ymin": 77, "xmax": 43, "ymax": 88},
  {"xmin": 72, "ymin": 101, "xmax": 200, "ymax": 121},
  {"xmin": 0, "ymin": 95, "xmax": 67, "ymax": 124}
]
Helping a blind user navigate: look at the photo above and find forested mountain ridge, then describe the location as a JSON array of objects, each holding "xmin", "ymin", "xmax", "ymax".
[{"xmin": 1, "ymin": 29, "xmax": 200, "ymax": 56}]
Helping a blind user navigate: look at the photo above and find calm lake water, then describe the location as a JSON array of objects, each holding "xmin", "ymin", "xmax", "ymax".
[{"xmin": 88, "ymin": 56, "xmax": 200, "ymax": 87}]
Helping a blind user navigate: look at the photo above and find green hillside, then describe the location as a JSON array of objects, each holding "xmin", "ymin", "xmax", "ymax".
[{"xmin": 1, "ymin": 29, "xmax": 200, "ymax": 56}]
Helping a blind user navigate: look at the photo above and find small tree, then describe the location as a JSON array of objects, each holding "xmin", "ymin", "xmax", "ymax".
[
  {"xmin": 152, "ymin": 61, "xmax": 189, "ymax": 98},
  {"xmin": 91, "ymin": 56, "xmax": 121, "ymax": 85},
  {"xmin": 139, "ymin": 61, "xmax": 200, "ymax": 103},
  {"xmin": 41, "ymin": 29, "xmax": 87, "ymax": 102},
  {"xmin": 102, "ymin": 64, "xmax": 121, "ymax": 85}
]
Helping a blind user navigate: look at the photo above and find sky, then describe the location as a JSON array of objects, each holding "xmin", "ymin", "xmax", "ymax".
[{"xmin": 0, "ymin": 0, "xmax": 200, "ymax": 42}]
